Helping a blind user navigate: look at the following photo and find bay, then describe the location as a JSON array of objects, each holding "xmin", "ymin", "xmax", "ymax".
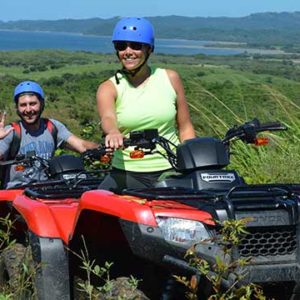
[{"xmin": 0, "ymin": 30, "xmax": 245, "ymax": 56}]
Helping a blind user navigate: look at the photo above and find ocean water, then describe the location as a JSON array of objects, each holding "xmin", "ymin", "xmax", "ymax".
[{"xmin": 0, "ymin": 30, "xmax": 244, "ymax": 56}]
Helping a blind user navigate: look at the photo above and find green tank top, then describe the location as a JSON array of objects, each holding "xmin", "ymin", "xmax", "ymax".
[{"xmin": 110, "ymin": 67, "xmax": 180, "ymax": 172}]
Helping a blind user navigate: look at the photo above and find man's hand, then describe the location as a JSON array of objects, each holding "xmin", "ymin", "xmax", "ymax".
[{"xmin": 0, "ymin": 111, "xmax": 14, "ymax": 139}]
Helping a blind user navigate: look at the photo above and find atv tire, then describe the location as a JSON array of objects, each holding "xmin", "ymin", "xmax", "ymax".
[{"xmin": 0, "ymin": 243, "xmax": 35, "ymax": 298}]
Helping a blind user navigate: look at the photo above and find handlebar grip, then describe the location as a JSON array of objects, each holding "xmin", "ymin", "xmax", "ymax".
[
  {"xmin": 258, "ymin": 121, "xmax": 287, "ymax": 131},
  {"xmin": 101, "ymin": 129, "xmax": 159, "ymax": 149},
  {"xmin": 223, "ymin": 119, "xmax": 287, "ymax": 144},
  {"xmin": 82, "ymin": 147, "xmax": 107, "ymax": 160},
  {"xmin": 123, "ymin": 138, "xmax": 132, "ymax": 148},
  {"xmin": 0, "ymin": 154, "xmax": 28, "ymax": 166}
]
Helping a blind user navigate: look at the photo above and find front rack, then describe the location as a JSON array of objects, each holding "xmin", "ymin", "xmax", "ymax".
[
  {"xmin": 124, "ymin": 184, "xmax": 300, "ymax": 222},
  {"xmin": 24, "ymin": 177, "xmax": 102, "ymax": 199},
  {"xmin": 124, "ymin": 184, "xmax": 300, "ymax": 201}
]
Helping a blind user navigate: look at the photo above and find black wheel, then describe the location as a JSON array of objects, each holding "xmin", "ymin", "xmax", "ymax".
[{"xmin": 0, "ymin": 243, "xmax": 35, "ymax": 298}]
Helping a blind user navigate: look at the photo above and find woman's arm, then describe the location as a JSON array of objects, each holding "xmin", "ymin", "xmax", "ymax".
[
  {"xmin": 166, "ymin": 69, "xmax": 196, "ymax": 142},
  {"xmin": 96, "ymin": 80, "xmax": 124, "ymax": 149}
]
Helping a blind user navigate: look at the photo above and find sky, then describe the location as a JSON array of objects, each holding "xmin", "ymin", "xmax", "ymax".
[{"xmin": 0, "ymin": 0, "xmax": 299, "ymax": 21}]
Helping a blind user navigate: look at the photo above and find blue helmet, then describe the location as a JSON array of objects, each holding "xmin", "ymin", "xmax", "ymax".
[
  {"xmin": 112, "ymin": 17, "xmax": 155, "ymax": 50},
  {"xmin": 14, "ymin": 81, "xmax": 45, "ymax": 103}
]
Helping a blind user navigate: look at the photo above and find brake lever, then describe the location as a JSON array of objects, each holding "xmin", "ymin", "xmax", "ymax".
[
  {"xmin": 0, "ymin": 154, "xmax": 26, "ymax": 166},
  {"xmin": 81, "ymin": 147, "xmax": 108, "ymax": 160}
]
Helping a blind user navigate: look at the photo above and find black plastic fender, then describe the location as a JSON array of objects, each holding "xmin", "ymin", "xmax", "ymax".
[{"xmin": 29, "ymin": 232, "xmax": 70, "ymax": 300}]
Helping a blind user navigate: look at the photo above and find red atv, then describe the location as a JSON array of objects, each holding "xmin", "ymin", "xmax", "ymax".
[
  {"xmin": 71, "ymin": 119, "xmax": 300, "ymax": 300},
  {"xmin": 0, "ymin": 153, "xmax": 103, "ymax": 299},
  {"xmin": 0, "ymin": 119, "xmax": 299, "ymax": 300}
]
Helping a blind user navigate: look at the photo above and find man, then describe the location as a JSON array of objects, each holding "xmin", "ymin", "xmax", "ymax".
[{"xmin": 0, "ymin": 80, "xmax": 98, "ymax": 188}]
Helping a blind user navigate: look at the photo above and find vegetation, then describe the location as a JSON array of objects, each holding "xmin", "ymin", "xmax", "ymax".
[
  {"xmin": 0, "ymin": 49, "xmax": 299, "ymax": 298},
  {"xmin": 0, "ymin": 49, "xmax": 300, "ymax": 183},
  {"xmin": 73, "ymin": 237, "xmax": 147, "ymax": 299},
  {"xmin": 0, "ymin": 216, "xmax": 36, "ymax": 299},
  {"xmin": 0, "ymin": 218, "xmax": 147, "ymax": 300},
  {"xmin": 175, "ymin": 218, "xmax": 266, "ymax": 300}
]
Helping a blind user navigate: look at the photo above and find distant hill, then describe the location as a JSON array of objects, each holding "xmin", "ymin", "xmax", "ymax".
[{"xmin": 1, "ymin": 12, "xmax": 300, "ymax": 45}]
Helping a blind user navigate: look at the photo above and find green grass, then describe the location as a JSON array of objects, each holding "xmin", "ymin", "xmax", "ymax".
[
  {"xmin": 0, "ymin": 49, "xmax": 300, "ymax": 299},
  {"xmin": 0, "ymin": 49, "xmax": 300, "ymax": 182}
]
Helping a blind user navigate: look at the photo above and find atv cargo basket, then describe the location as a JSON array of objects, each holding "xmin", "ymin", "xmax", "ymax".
[{"xmin": 24, "ymin": 178, "xmax": 101, "ymax": 199}]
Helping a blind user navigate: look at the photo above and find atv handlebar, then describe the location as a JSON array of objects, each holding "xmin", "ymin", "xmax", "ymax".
[
  {"xmin": 80, "ymin": 147, "xmax": 108, "ymax": 161},
  {"xmin": 0, "ymin": 151, "xmax": 48, "ymax": 168},
  {"xmin": 81, "ymin": 129, "xmax": 160, "ymax": 161},
  {"xmin": 223, "ymin": 118, "xmax": 287, "ymax": 144},
  {"xmin": 257, "ymin": 121, "xmax": 287, "ymax": 132},
  {"xmin": 82, "ymin": 118, "xmax": 286, "ymax": 170},
  {"xmin": 123, "ymin": 129, "xmax": 159, "ymax": 150},
  {"xmin": 1, "ymin": 118, "xmax": 286, "ymax": 169}
]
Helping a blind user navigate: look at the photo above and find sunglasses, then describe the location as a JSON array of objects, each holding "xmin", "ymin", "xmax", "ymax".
[{"xmin": 114, "ymin": 41, "xmax": 144, "ymax": 51}]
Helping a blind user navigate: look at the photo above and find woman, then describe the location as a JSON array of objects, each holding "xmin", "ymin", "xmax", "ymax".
[{"xmin": 97, "ymin": 17, "xmax": 195, "ymax": 192}]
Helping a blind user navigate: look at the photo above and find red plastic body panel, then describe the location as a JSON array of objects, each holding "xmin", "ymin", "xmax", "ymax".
[
  {"xmin": 79, "ymin": 190, "xmax": 158, "ymax": 226},
  {"xmin": 80, "ymin": 190, "xmax": 214, "ymax": 225},
  {"xmin": 13, "ymin": 195, "xmax": 79, "ymax": 244},
  {"xmin": 0, "ymin": 189, "xmax": 23, "ymax": 201},
  {"xmin": 7, "ymin": 189, "xmax": 214, "ymax": 245}
]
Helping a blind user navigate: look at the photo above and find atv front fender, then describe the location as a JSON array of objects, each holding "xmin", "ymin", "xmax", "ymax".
[{"xmin": 29, "ymin": 232, "xmax": 70, "ymax": 300}]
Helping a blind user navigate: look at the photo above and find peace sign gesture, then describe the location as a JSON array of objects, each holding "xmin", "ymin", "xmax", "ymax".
[{"xmin": 0, "ymin": 111, "xmax": 14, "ymax": 139}]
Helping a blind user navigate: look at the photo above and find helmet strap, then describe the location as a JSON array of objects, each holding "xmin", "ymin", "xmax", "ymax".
[{"xmin": 114, "ymin": 51, "xmax": 151, "ymax": 84}]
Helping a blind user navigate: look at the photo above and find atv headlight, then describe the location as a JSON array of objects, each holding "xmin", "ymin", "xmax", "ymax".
[{"xmin": 156, "ymin": 217, "xmax": 210, "ymax": 247}]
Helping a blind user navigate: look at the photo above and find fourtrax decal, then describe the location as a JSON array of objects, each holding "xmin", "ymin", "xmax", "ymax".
[{"xmin": 201, "ymin": 173, "xmax": 236, "ymax": 183}]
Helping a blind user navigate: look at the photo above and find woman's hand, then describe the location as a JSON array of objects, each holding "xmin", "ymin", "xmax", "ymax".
[
  {"xmin": 0, "ymin": 111, "xmax": 14, "ymax": 139},
  {"xmin": 105, "ymin": 131, "xmax": 124, "ymax": 150}
]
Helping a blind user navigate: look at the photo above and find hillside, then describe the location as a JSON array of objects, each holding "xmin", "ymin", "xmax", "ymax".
[
  {"xmin": 0, "ymin": 49, "xmax": 299, "ymax": 182},
  {"xmin": 0, "ymin": 49, "xmax": 299, "ymax": 132},
  {"xmin": 0, "ymin": 12, "xmax": 300, "ymax": 46}
]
